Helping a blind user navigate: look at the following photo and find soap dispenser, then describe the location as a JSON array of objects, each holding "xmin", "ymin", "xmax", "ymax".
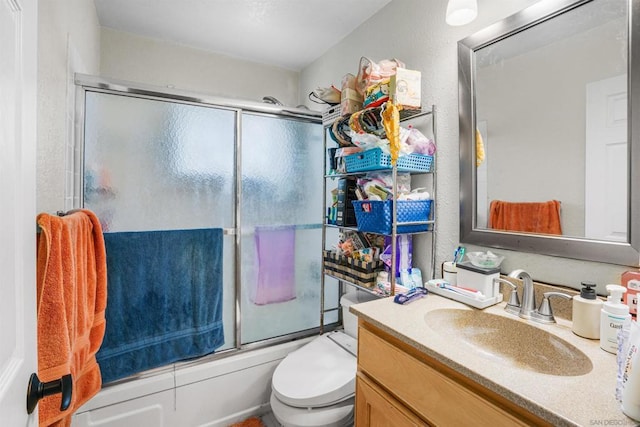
[
  {"xmin": 572, "ymin": 281, "xmax": 602, "ymax": 339},
  {"xmin": 600, "ymin": 284, "xmax": 631, "ymax": 354}
]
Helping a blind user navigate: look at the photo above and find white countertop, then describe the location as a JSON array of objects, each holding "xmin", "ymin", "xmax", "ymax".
[{"xmin": 350, "ymin": 293, "xmax": 637, "ymax": 426}]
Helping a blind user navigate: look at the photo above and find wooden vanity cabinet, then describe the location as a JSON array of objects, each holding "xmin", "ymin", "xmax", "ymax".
[{"xmin": 355, "ymin": 320, "xmax": 553, "ymax": 427}]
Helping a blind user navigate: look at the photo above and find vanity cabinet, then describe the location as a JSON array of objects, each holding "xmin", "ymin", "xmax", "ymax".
[{"xmin": 355, "ymin": 320, "xmax": 553, "ymax": 427}]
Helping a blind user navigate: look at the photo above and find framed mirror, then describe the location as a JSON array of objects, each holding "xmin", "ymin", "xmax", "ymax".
[{"xmin": 458, "ymin": 0, "xmax": 640, "ymax": 266}]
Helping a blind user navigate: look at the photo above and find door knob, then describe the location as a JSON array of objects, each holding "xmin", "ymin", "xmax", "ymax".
[{"xmin": 26, "ymin": 373, "xmax": 72, "ymax": 414}]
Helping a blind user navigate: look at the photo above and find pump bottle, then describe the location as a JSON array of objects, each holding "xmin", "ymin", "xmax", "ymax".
[
  {"xmin": 572, "ymin": 281, "xmax": 602, "ymax": 339},
  {"xmin": 599, "ymin": 284, "xmax": 631, "ymax": 354}
]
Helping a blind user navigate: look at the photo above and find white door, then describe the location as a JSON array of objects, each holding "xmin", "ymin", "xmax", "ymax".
[
  {"xmin": 585, "ymin": 74, "xmax": 627, "ymax": 242},
  {"xmin": 0, "ymin": 0, "xmax": 38, "ymax": 425}
]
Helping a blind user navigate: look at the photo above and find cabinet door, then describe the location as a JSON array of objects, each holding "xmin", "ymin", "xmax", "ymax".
[{"xmin": 355, "ymin": 373, "xmax": 428, "ymax": 427}]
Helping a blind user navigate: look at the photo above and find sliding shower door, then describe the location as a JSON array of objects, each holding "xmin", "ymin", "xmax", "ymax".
[
  {"xmin": 83, "ymin": 91, "xmax": 238, "ymax": 351},
  {"xmin": 240, "ymin": 113, "xmax": 324, "ymax": 344},
  {"xmin": 80, "ymin": 85, "xmax": 329, "ymax": 365}
]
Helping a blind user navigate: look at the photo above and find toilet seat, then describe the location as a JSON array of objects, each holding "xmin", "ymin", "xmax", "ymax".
[{"xmin": 271, "ymin": 332, "xmax": 357, "ymax": 408}]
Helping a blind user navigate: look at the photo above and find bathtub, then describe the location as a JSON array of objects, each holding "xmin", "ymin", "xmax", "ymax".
[{"xmin": 72, "ymin": 337, "xmax": 313, "ymax": 427}]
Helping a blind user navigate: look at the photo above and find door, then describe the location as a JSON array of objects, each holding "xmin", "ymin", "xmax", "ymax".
[
  {"xmin": 355, "ymin": 374, "xmax": 427, "ymax": 427},
  {"xmin": 585, "ymin": 74, "xmax": 627, "ymax": 241},
  {"xmin": 0, "ymin": 0, "xmax": 38, "ymax": 425}
]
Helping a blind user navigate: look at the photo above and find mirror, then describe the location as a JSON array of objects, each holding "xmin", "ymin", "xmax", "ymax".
[{"xmin": 459, "ymin": 0, "xmax": 640, "ymax": 266}]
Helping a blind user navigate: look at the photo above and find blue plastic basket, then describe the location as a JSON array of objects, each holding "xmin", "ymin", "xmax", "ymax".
[
  {"xmin": 351, "ymin": 199, "xmax": 432, "ymax": 234},
  {"xmin": 344, "ymin": 148, "xmax": 433, "ymax": 173}
]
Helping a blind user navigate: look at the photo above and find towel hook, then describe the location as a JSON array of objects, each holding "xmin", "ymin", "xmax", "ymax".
[{"xmin": 26, "ymin": 372, "xmax": 72, "ymax": 414}]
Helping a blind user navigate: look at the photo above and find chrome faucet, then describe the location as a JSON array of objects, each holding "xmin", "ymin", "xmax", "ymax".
[
  {"xmin": 497, "ymin": 269, "xmax": 572, "ymax": 324},
  {"xmin": 509, "ymin": 269, "xmax": 536, "ymax": 319}
]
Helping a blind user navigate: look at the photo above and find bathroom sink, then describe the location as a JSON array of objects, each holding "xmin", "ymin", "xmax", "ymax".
[{"xmin": 425, "ymin": 308, "xmax": 592, "ymax": 376}]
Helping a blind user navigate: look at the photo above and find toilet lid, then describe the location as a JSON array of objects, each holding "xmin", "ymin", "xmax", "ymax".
[{"xmin": 272, "ymin": 332, "xmax": 357, "ymax": 408}]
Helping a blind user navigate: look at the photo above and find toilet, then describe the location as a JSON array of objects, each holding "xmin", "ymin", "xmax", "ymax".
[{"xmin": 270, "ymin": 290, "xmax": 376, "ymax": 427}]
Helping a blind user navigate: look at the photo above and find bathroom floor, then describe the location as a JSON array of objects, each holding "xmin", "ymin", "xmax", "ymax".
[{"xmin": 260, "ymin": 412, "xmax": 280, "ymax": 427}]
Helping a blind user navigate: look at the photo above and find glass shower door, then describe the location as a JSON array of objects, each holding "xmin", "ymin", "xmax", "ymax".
[
  {"xmin": 81, "ymin": 87, "xmax": 329, "ymax": 360},
  {"xmin": 240, "ymin": 113, "xmax": 325, "ymax": 343},
  {"xmin": 83, "ymin": 92, "xmax": 238, "ymax": 351}
]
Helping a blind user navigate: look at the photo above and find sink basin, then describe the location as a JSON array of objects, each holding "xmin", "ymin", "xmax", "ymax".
[{"xmin": 425, "ymin": 308, "xmax": 593, "ymax": 376}]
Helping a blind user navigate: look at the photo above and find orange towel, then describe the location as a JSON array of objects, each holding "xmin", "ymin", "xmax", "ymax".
[
  {"xmin": 36, "ymin": 210, "xmax": 107, "ymax": 427},
  {"xmin": 489, "ymin": 200, "xmax": 562, "ymax": 235}
]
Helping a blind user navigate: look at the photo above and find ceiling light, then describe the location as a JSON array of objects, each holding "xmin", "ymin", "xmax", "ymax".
[{"xmin": 446, "ymin": 0, "xmax": 478, "ymax": 26}]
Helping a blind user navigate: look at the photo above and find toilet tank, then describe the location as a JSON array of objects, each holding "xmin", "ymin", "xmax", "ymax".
[{"xmin": 340, "ymin": 290, "xmax": 379, "ymax": 338}]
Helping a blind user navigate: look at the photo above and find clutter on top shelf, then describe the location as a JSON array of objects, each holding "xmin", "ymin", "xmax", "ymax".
[
  {"xmin": 326, "ymin": 103, "xmax": 435, "ymax": 174},
  {"xmin": 355, "ymin": 57, "xmax": 421, "ymax": 111},
  {"xmin": 309, "ymin": 85, "xmax": 341, "ymax": 105},
  {"xmin": 356, "ymin": 57, "xmax": 404, "ymax": 105},
  {"xmin": 323, "ymin": 56, "xmax": 430, "ymax": 178},
  {"xmin": 390, "ymin": 68, "xmax": 422, "ymax": 110},
  {"xmin": 341, "ymin": 73, "xmax": 363, "ymax": 115}
]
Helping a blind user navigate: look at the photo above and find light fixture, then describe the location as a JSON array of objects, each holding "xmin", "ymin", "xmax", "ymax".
[{"xmin": 446, "ymin": 0, "xmax": 478, "ymax": 26}]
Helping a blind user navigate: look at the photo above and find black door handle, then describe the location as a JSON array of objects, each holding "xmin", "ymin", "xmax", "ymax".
[{"xmin": 26, "ymin": 373, "xmax": 72, "ymax": 414}]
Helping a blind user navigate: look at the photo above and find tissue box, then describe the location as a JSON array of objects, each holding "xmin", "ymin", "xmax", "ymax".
[
  {"xmin": 390, "ymin": 68, "xmax": 421, "ymax": 110},
  {"xmin": 456, "ymin": 261, "xmax": 500, "ymax": 299}
]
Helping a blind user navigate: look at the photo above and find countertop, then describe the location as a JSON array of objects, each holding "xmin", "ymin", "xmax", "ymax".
[{"xmin": 350, "ymin": 293, "xmax": 637, "ymax": 426}]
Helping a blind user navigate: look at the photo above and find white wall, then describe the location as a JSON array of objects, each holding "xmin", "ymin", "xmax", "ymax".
[
  {"xmin": 100, "ymin": 28, "xmax": 300, "ymax": 107},
  {"xmin": 299, "ymin": 0, "xmax": 631, "ymax": 291},
  {"xmin": 37, "ymin": 0, "xmax": 101, "ymax": 214}
]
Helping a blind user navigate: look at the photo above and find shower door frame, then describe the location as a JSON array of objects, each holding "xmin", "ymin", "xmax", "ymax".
[{"xmin": 73, "ymin": 74, "xmax": 338, "ymax": 373}]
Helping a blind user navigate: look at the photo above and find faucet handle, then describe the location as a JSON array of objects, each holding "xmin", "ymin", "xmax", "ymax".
[
  {"xmin": 533, "ymin": 292, "xmax": 572, "ymax": 324},
  {"xmin": 494, "ymin": 278, "xmax": 520, "ymax": 315}
]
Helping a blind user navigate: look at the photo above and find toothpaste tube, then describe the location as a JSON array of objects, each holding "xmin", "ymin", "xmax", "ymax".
[{"xmin": 427, "ymin": 279, "xmax": 485, "ymax": 300}]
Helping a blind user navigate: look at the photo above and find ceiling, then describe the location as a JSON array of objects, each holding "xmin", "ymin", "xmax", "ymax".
[{"xmin": 93, "ymin": 0, "xmax": 392, "ymax": 71}]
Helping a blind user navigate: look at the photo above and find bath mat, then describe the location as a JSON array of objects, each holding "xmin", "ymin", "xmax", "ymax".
[{"xmin": 229, "ymin": 416, "xmax": 265, "ymax": 427}]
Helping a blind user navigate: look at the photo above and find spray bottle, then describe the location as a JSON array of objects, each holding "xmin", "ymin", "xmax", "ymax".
[{"xmin": 600, "ymin": 284, "xmax": 631, "ymax": 354}]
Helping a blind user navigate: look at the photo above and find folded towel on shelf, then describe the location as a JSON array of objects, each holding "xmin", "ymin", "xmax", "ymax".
[
  {"xmin": 97, "ymin": 228, "xmax": 224, "ymax": 384},
  {"xmin": 489, "ymin": 200, "xmax": 562, "ymax": 235},
  {"xmin": 36, "ymin": 210, "xmax": 107, "ymax": 427}
]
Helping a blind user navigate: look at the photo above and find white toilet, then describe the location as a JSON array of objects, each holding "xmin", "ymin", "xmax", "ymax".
[{"xmin": 270, "ymin": 290, "xmax": 376, "ymax": 427}]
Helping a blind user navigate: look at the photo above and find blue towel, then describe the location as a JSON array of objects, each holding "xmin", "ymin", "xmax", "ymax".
[{"xmin": 97, "ymin": 228, "xmax": 224, "ymax": 384}]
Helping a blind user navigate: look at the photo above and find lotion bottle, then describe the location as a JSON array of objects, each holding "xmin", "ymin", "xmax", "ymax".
[
  {"xmin": 572, "ymin": 281, "xmax": 602, "ymax": 339},
  {"xmin": 600, "ymin": 284, "xmax": 631, "ymax": 354}
]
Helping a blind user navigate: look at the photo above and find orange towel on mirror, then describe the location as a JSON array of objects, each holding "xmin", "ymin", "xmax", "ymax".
[
  {"xmin": 36, "ymin": 210, "xmax": 107, "ymax": 427},
  {"xmin": 489, "ymin": 200, "xmax": 562, "ymax": 235}
]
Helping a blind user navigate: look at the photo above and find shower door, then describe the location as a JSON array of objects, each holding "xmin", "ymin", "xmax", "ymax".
[
  {"xmin": 82, "ymin": 91, "xmax": 238, "ymax": 351},
  {"xmin": 240, "ymin": 113, "xmax": 325, "ymax": 344},
  {"xmin": 80, "ymin": 84, "xmax": 331, "ymax": 363}
]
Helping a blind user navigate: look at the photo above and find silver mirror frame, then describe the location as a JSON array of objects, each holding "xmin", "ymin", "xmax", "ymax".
[{"xmin": 458, "ymin": 0, "xmax": 640, "ymax": 267}]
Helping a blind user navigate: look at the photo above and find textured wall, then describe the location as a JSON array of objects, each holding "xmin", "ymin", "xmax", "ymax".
[
  {"xmin": 299, "ymin": 0, "xmax": 631, "ymax": 291},
  {"xmin": 37, "ymin": 0, "xmax": 101, "ymax": 214},
  {"xmin": 100, "ymin": 28, "xmax": 300, "ymax": 107}
]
